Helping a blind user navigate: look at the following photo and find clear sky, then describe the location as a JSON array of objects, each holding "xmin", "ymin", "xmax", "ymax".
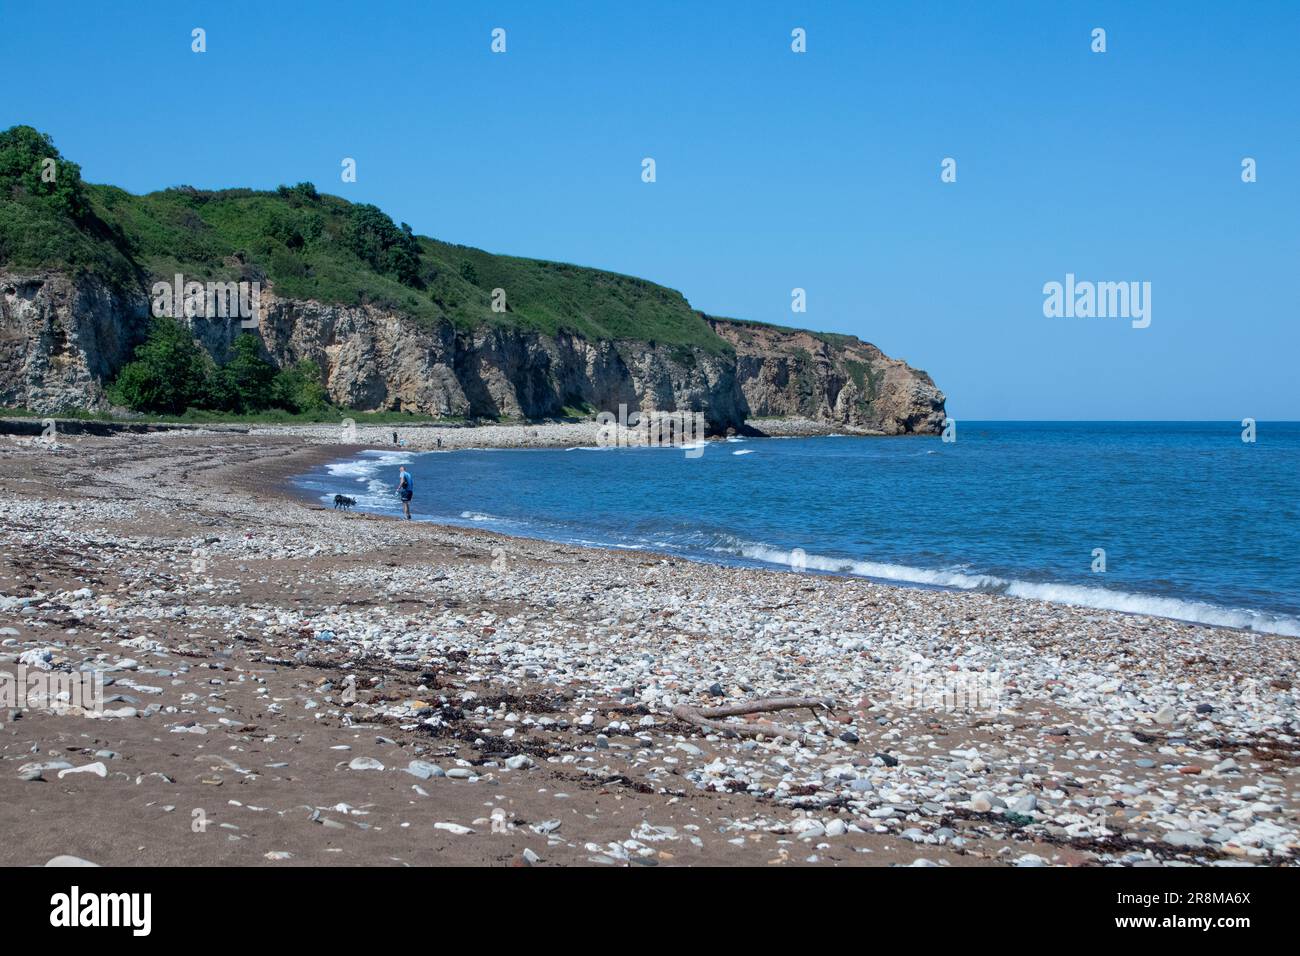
[{"xmin": 3, "ymin": 0, "xmax": 1297, "ymax": 420}]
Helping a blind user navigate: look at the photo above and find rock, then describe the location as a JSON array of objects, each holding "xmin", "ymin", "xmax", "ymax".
[
  {"xmin": 839, "ymin": 731, "xmax": 859, "ymax": 744},
  {"xmin": 18, "ymin": 648, "xmax": 53, "ymax": 669},
  {"xmin": 434, "ymin": 822, "xmax": 474, "ymax": 835},
  {"xmin": 969, "ymin": 791, "xmax": 995, "ymax": 813},
  {"xmin": 1154, "ymin": 705, "xmax": 1176, "ymax": 725},
  {"xmin": 505, "ymin": 754, "xmax": 534, "ymax": 770},
  {"xmin": 19, "ymin": 760, "xmax": 71, "ymax": 776},
  {"xmin": 405, "ymin": 760, "xmax": 444, "ymax": 780},
  {"xmin": 57, "ymin": 762, "xmax": 107, "ymax": 779},
  {"xmin": 1165, "ymin": 831, "xmax": 1205, "ymax": 848},
  {"xmin": 348, "ymin": 757, "xmax": 384, "ymax": 771},
  {"xmin": 1014, "ymin": 854, "xmax": 1048, "ymax": 867},
  {"xmin": 874, "ymin": 752, "xmax": 899, "ymax": 767},
  {"xmin": 792, "ymin": 819, "xmax": 825, "ymax": 840},
  {"xmin": 1010, "ymin": 794, "xmax": 1038, "ymax": 814},
  {"xmin": 45, "ymin": 855, "xmax": 100, "ymax": 867}
]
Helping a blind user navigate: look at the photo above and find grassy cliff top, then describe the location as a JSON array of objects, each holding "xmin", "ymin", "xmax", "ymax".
[
  {"xmin": 706, "ymin": 314, "xmax": 867, "ymax": 350},
  {"xmin": 0, "ymin": 125, "xmax": 851, "ymax": 357}
]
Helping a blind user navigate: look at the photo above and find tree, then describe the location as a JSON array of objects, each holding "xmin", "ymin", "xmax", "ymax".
[
  {"xmin": 109, "ymin": 318, "xmax": 211, "ymax": 414},
  {"xmin": 345, "ymin": 204, "xmax": 422, "ymax": 287},
  {"xmin": 271, "ymin": 359, "xmax": 330, "ymax": 413},
  {"xmin": 0, "ymin": 125, "xmax": 89, "ymax": 221},
  {"xmin": 223, "ymin": 333, "xmax": 277, "ymax": 412}
]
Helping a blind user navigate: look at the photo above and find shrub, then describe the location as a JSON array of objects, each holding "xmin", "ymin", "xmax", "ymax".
[
  {"xmin": 108, "ymin": 317, "xmax": 211, "ymax": 413},
  {"xmin": 271, "ymin": 359, "xmax": 330, "ymax": 413}
]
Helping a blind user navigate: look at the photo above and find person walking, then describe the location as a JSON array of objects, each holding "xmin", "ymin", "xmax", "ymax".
[{"xmin": 396, "ymin": 465, "xmax": 414, "ymax": 520}]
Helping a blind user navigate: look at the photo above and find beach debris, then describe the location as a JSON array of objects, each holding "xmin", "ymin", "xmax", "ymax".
[{"xmin": 671, "ymin": 696, "xmax": 837, "ymax": 743}]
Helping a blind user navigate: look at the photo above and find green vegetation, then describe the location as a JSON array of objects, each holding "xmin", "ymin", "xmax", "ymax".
[
  {"xmin": 1, "ymin": 125, "xmax": 730, "ymax": 353},
  {"xmin": 708, "ymin": 314, "xmax": 861, "ymax": 350},
  {"xmin": 844, "ymin": 358, "xmax": 880, "ymax": 402},
  {"xmin": 107, "ymin": 318, "xmax": 331, "ymax": 416}
]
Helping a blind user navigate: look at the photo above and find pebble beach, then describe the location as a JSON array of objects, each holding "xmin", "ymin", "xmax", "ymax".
[{"xmin": 1, "ymin": 424, "xmax": 1296, "ymax": 867}]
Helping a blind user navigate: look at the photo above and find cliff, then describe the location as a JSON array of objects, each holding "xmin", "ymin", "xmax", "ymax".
[
  {"xmin": 0, "ymin": 126, "xmax": 945, "ymax": 433},
  {"xmin": 710, "ymin": 318, "xmax": 947, "ymax": 435}
]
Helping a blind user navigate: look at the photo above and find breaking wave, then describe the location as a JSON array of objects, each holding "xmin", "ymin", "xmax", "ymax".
[{"xmin": 731, "ymin": 543, "xmax": 1300, "ymax": 637}]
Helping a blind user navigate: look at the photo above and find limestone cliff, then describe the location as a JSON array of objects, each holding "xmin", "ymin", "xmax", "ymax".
[
  {"xmin": 709, "ymin": 318, "xmax": 947, "ymax": 435},
  {"xmin": 1, "ymin": 270, "xmax": 944, "ymax": 434},
  {"xmin": 0, "ymin": 272, "xmax": 148, "ymax": 411}
]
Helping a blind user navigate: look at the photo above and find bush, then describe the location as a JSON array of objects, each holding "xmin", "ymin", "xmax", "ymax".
[
  {"xmin": 271, "ymin": 359, "xmax": 330, "ymax": 413},
  {"xmin": 109, "ymin": 323, "xmax": 332, "ymax": 416},
  {"xmin": 108, "ymin": 317, "xmax": 211, "ymax": 414},
  {"xmin": 222, "ymin": 333, "xmax": 277, "ymax": 412},
  {"xmin": 346, "ymin": 204, "xmax": 422, "ymax": 287},
  {"xmin": 0, "ymin": 125, "xmax": 90, "ymax": 222}
]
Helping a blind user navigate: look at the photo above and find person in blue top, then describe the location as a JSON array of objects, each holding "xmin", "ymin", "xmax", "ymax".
[{"xmin": 396, "ymin": 465, "xmax": 414, "ymax": 520}]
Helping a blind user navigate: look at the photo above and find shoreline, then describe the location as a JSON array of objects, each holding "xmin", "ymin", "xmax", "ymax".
[
  {"xmin": 1, "ymin": 430, "xmax": 1296, "ymax": 867},
  {"xmin": 1, "ymin": 414, "xmax": 873, "ymax": 449},
  {"xmin": 291, "ymin": 441, "xmax": 1299, "ymax": 640}
]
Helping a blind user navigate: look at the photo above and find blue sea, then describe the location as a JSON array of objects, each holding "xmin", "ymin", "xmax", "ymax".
[{"xmin": 296, "ymin": 422, "xmax": 1300, "ymax": 637}]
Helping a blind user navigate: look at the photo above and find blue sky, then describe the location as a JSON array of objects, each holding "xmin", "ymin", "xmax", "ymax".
[{"xmin": 3, "ymin": 0, "xmax": 1297, "ymax": 419}]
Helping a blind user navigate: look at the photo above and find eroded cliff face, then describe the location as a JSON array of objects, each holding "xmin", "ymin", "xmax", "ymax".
[
  {"xmin": 0, "ymin": 272, "xmax": 148, "ymax": 411},
  {"xmin": 0, "ymin": 272, "xmax": 945, "ymax": 433},
  {"xmin": 709, "ymin": 318, "xmax": 947, "ymax": 435},
  {"xmin": 246, "ymin": 290, "xmax": 746, "ymax": 429}
]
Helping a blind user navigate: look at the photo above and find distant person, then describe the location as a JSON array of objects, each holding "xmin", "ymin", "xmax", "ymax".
[
  {"xmin": 392, "ymin": 431, "xmax": 398, "ymax": 445},
  {"xmin": 397, "ymin": 465, "xmax": 414, "ymax": 520},
  {"xmin": 436, "ymin": 437, "xmax": 442, "ymax": 449}
]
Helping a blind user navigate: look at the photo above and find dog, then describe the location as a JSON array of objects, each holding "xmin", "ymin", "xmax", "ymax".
[{"xmin": 333, "ymin": 494, "xmax": 356, "ymax": 510}]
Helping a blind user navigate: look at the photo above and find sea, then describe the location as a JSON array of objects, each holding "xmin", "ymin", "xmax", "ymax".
[{"xmin": 294, "ymin": 421, "xmax": 1300, "ymax": 637}]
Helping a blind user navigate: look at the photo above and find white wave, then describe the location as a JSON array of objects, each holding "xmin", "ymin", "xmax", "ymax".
[
  {"xmin": 460, "ymin": 511, "xmax": 498, "ymax": 522},
  {"xmin": 732, "ymin": 449, "xmax": 755, "ymax": 456},
  {"xmin": 325, "ymin": 460, "xmax": 379, "ymax": 478},
  {"xmin": 733, "ymin": 543, "xmax": 1300, "ymax": 637},
  {"xmin": 1002, "ymin": 581, "xmax": 1300, "ymax": 637},
  {"xmin": 326, "ymin": 450, "xmax": 414, "ymax": 478},
  {"xmin": 357, "ymin": 450, "xmax": 415, "ymax": 465}
]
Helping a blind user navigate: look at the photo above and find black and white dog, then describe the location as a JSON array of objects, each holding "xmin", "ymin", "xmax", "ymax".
[{"xmin": 333, "ymin": 494, "xmax": 356, "ymax": 510}]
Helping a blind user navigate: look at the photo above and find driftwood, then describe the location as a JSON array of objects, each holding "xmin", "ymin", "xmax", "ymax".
[{"xmin": 671, "ymin": 696, "xmax": 836, "ymax": 744}]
